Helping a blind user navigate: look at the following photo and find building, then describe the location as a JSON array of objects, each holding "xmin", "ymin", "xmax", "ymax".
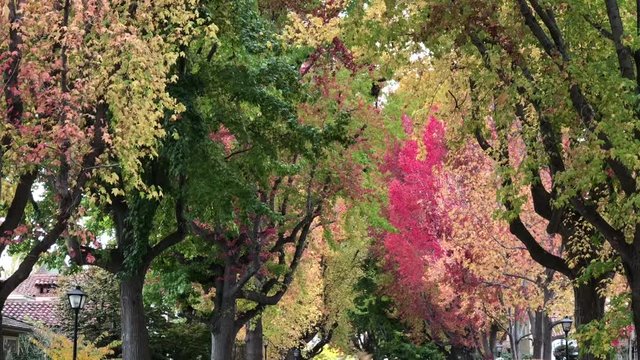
[
  {"xmin": 1, "ymin": 315, "xmax": 32, "ymax": 359},
  {"xmin": 2, "ymin": 267, "xmax": 61, "ymax": 328}
]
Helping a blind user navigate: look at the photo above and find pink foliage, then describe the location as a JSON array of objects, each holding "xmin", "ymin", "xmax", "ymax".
[
  {"xmin": 401, "ymin": 114, "xmax": 413, "ymax": 135},
  {"xmin": 380, "ymin": 115, "xmax": 495, "ymax": 346},
  {"xmin": 381, "ymin": 115, "xmax": 447, "ymax": 306},
  {"xmin": 208, "ymin": 125, "xmax": 236, "ymax": 154}
]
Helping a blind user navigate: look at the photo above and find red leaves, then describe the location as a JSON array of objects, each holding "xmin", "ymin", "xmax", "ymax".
[
  {"xmin": 0, "ymin": 224, "xmax": 31, "ymax": 245},
  {"xmin": 208, "ymin": 125, "xmax": 236, "ymax": 154},
  {"xmin": 379, "ymin": 115, "xmax": 529, "ymax": 346},
  {"xmin": 300, "ymin": 37, "xmax": 360, "ymax": 77},
  {"xmin": 381, "ymin": 114, "xmax": 448, "ymax": 302}
]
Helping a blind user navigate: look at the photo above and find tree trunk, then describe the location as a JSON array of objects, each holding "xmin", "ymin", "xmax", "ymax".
[
  {"xmin": 508, "ymin": 312, "xmax": 519, "ymax": 360},
  {"xmin": 245, "ymin": 316, "xmax": 263, "ymax": 360},
  {"xmin": 573, "ymin": 279, "xmax": 606, "ymax": 360},
  {"xmin": 120, "ymin": 272, "xmax": 151, "ymax": 360},
  {"xmin": 211, "ymin": 298, "xmax": 238, "ymax": 360},
  {"xmin": 532, "ymin": 310, "xmax": 543, "ymax": 359},
  {"xmin": 489, "ymin": 323, "xmax": 498, "ymax": 359},
  {"xmin": 542, "ymin": 313, "xmax": 553, "ymax": 360}
]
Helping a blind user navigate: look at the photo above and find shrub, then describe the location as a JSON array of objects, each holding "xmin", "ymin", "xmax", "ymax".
[{"xmin": 31, "ymin": 326, "xmax": 119, "ymax": 360}]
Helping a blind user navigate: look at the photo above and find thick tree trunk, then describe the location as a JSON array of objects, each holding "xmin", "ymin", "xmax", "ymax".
[
  {"xmin": 531, "ymin": 310, "xmax": 543, "ymax": 359},
  {"xmin": 489, "ymin": 323, "xmax": 498, "ymax": 359},
  {"xmin": 120, "ymin": 272, "xmax": 151, "ymax": 360},
  {"xmin": 211, "ymin": 298, "xmax": 238, "ymax": 360},
  {"xmin": 573, "ymin": 279, "xmax": 606, "ymax": 360},
  {"xmin": 542, "ymin": 313, "xmax": 553, "ymax": 360},
  {"xmin": 245, "ymin": 316, "xmax": 263, "ymax": 360}
]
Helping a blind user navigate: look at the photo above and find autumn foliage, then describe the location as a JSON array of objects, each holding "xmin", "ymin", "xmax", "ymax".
[{"xmin": 380, "ymin": 114, "xmax": 550, "ymax": 352}]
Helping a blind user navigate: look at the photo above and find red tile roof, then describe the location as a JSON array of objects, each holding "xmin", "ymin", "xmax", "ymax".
[
  {"xmin": 2, "ymin": 269, "xmax": 61, "ymax": 327},
  {"xmin": 3, "ymin": 301, "xmax": 60, "ymax": 327},
  {"xmin": 13, "ymin": 273, "xmax": 58, "ymax": 298}
]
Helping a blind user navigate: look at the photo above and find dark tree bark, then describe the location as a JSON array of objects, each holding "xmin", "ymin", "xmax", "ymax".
[
  {"xmin": 185, "ymin": 170, "xmax": 329, "ymax": 360},
  {"xmin": 572, "ymin": 279, "xmax": 606, "ymax": 360},
  {"xmin": 574, "ymin": 279, "xmax": 606, "ymax": 330},
  {"xmin": 211, "ymin": 297, "xmax": 238, "ymax": 360},
  {"xmin": 120, "ymin": 272, "xmax": 150, "ymax": 360},
  {"xmin": 531, "ymin": 310, "xmax": 544, "ymax": 359},
  {"xmin": 543, "ymin": 314, "xmax": 553, "ymax": 360},
  {"xmin": 245, "ymin": 316, "xmax": 263, "ymax": 360}
]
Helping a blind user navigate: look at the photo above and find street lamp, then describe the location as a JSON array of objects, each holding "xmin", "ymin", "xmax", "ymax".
[
  {"xmin": 67, "ymin": 286, "xmax": 87, "ymax": 360},
  {"xmin": 560, "ymin": 317, "xmax": 573, "ymax": 360},
  {"xmin": 495, "ymin": 343, "xmax": 503, "ymax": 359}
]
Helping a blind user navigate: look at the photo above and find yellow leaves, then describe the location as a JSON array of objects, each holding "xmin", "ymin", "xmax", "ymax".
[
  {"xmin": 32, "ymin": 326, "xmax": 118, "ymax": 360},
  {"xmin": 190, "ymin": 282, "xmax": 216, "ymax": 314},
  {"xmin": 3, "ymin": 0, "xmax": 217, "ymax": 201},
  {"xmin": 284, "ymin": 13, "xmax": 341, "ymax": 48},
  {"xmin": 103, "ymin": 172, "xmax": 119, "ymax": 185},
  {"xmin": 79, "ymin": 1, "xmax": 213, "ymax": 196},
  {"xmin": 110, "ymin": 187, "xmax": 125, "ymax": 197},
  {"xmin": 363, "ymin": 0, "xmax": 387, "ymax": 21}
]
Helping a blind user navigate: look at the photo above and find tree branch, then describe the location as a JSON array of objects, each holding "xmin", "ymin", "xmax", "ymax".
[
  {"xmin": 514, "ymin": 0, "xmax": 558, "ymax": 58},
  {"xmin": 604, "ymin": 0, "xmax": 636, "ymax": 80},
  {"xmin": 144, "ymin": 184, "xmax": 188, "ymax": 267},
  {"xmin": 528, "ymin": 0, "xmax": 568, "ymax": 60},
  {"xmin": 583, "ymin": 15, "xmax": 614, "ymax": 40},
  {"xmin": 569, "ymin": 197, "xmax": 633, "ymax": 261}
]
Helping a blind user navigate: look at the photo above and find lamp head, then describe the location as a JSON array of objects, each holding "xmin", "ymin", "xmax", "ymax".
[
  {"xmin": 67, "ymin": 285, "xmax": 87, "ymax": 310},
  {"xmin": 560, "ymin": 316, "xmax": 573, "ymax": 333}
]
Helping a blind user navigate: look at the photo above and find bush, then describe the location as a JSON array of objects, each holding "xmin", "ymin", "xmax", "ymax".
[
  {"xmin": 30, "ymin": 326, "xmax": 119, "ymax": 360},
  {"xmin": 12, "ymin": 334, "xmax": 46, "ymax": 360}
]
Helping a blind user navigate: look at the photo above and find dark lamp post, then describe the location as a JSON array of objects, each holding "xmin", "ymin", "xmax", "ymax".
[
  {"xmin": 560, "ymin": 317, "xmax": 573, "ymax": 360},
  {"xmin": 67, "ymin": 286, "xmax": 87, "ymax": 360}
]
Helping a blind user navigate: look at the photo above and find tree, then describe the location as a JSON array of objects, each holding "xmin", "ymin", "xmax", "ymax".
[
  {"xmin": 349, "ymin": 255, "xmax": 446, "ymax": 360},
  {"xmin": 384, "ymin": 0, "xmax": 640, "ymax": 346},
  {"xmin": 443, "ymin": 137, "xmax": 567, "ymax": 360},
  {"xmin": 182, "ymin": 112, "xmax": 358, "ymax": 360},
  {"xmin": 377, "ymin": 114, "xmax": 576, "ymax": 359},
  {"xmin": 261, "ymin": 199, "xmax": 369, "ymax": 359},
  {"xmin": 58, "ymin": 268, "xmax": 121, "ymax": 354},
  {"xmin": 302, "ymin": 2, "xmax": 624, "ymax": 358},
  {"xmin": 35, "ymin": 1, "xmax": 217, "ymax": 358},
  {"xmin": 58, "ymin": 267, "xmax": 211, "ymax": 359},
  {"xmin": 142, "ymin": 2, "xmax": 380, "ymax": 358},
  {"xmin": 0, "ymin": 2, "xmax": 202, "ymax": 359}
]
